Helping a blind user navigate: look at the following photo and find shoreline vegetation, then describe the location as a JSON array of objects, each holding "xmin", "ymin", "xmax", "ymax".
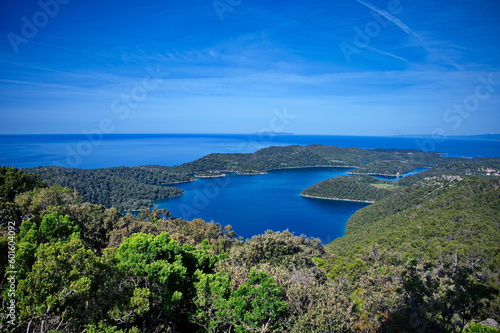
[
  {"xmin": 163, "ymin": 145, "xmax": 452, "ymax": 177},
  {"xmin": 163, "ymin": 180, "xmax": 196, "ymax": 185},
  {"xmin": 194, "ymin": 172, "xmax": 227, "ymax": 178},
  {"xmin": 236, "ymin": 170, "xmax": 268, "ymax": 175},
  {"xmin": 300, "ymin": 193, "xmax": 375, "ymax": 203},
  {"xmin": 301, "ymin": 175, "xmax": 400, "ymax": 203}
]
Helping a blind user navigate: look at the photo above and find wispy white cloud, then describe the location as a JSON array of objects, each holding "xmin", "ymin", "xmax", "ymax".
[
  {"xmin": 356, "ymin": 0, "xmax": 415, "ymax": 35},
  {"xmin": 0, "ymin": 1, "xmax": 498, "ymax": 135},
  {"xmin": 355, "ymin": 0, "xmax": 464, "ymax": 70}
]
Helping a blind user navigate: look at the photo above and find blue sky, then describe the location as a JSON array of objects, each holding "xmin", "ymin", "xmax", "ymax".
[{"xmin": 0, "ymin": 0, "xmax": 499, "ymax": 135}]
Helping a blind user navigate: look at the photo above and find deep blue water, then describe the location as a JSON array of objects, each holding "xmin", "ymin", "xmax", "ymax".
[
  {"xmin": 154, "ymin": 168, "xmax": 369, "ymax": 243},
  {"xmin": 1, "ymin": 134, "xmax": 498, "ymax": 242}
]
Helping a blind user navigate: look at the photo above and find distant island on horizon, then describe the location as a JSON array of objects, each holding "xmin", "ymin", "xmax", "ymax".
[
  {"xmin": 248, "ymin": 131, "xmax": 294, "ymax": 136},
  {"xmin": 397, "ymin": 133, "xmax": 500, "ymax": 140}
]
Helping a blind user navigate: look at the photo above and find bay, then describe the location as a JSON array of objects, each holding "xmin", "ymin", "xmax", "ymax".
[
  {"xmin": 373, "ymin": 168, "xmax": 429, "ymax": 181},
  {"xmin": 154, "ymin": 167, "xmax": 370, "ymax": 243}
]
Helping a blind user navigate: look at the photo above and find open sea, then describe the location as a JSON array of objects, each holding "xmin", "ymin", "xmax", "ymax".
[{"xmin": 1, "ymin": 134, "xmax": 499, "ymax": 242}]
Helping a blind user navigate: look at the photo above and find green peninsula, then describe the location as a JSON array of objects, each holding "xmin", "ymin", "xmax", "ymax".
[
  {"xmin": 302, "ymin": 157, "xmax": 500, "ymax": 202},
  {"xmin": 24, "ymin": 166, "xmax": 194, "ymax": 210},
  {"xmin": 302, "ymin": 175, "xmax": 398, "ymax": 203},
  {"xmin": 326, "ymin": 176, "xmax": 500, "ymax": 261},
  {"xmin": 165, "ymin": 145, "xmax": 450, "ymax": 175}
]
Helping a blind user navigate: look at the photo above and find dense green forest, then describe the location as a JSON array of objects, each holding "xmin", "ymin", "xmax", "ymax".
[
  {"xmin": 1, "ymin": 164, "xmax": 499, "ymax": 332},
  {"xmin": 165, "ymin": 145, "xmax": 451, "ymax": 175},
  {"xmin": 327, "ymin": 176, "xmax": 500, "ymax": 261},
  {"xmin": 324, "ymin": 175, "xmax": 500, "ymax": 331},
  {"xmin": 25, "ymin": 166, "xmax": 193, "ymax": 210},
  {"xmin": 302, "ymin": 175, "xmax": 398, "ymax": 202},
  {"xmin": 302, "ymin": 157, "xmax": 500, "ymax": 202}
]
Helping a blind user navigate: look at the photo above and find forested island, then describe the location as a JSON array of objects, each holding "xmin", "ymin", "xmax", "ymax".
[
  {"xmin": 165, "ymin": 145, "xmax": 450, "ymax": 176},
  {"xmin": 24, "ymin": 144, "xmax": 458, "ymax": 210},
  {"xmin": 2, "ymin": 145, "xmax": 500, "ymax": 332},
  {"xmin": 24, "ymin": 145, "xmax": 500, "ymax": 209}
]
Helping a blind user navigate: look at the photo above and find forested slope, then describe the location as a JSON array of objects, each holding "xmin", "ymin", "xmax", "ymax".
[
  {"xmin": 1, "ymin": 167, "xmax": 499, "ymax": 332},
  {"xmin": 25, "ymin": 166, "xmax": 193, "ymax": 210},
  {"xmin": 397, "ymin": 158, "xmax": 500, "ymax": 186},
  {"xmin": 302, "ymin": 175, "xmax": 398, "ymax": 202},
  {"xmin": 327, "ymin": 176, "xmax": 500, "ymax": 261},
  {"xmin": 323, "ymin": 176, "xmax": 500, "ymax": 329},
  {"xmin": 302, "ymin": 157, "xmax": 500, "ymax": 202},
  {"xmin": 167, "ymin": 145, "xmax": 449, "ymax": 175}
]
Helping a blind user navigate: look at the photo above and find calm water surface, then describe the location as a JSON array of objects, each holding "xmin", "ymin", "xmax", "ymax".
[
  {"xmin": 1, "ymin": 134, "xmax": 498, "ymax": 169},
  {"xmin": 155, "ymin": 168, "xmax": 370, "ymax": 243}
]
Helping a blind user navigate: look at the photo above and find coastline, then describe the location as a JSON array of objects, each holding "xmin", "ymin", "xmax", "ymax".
[
  {"xmin": 185, "ymin": 165, "xmax": 356, "ymax": 177},
  {"xmin": 349, "ymin": 171, "xmax": 400, "ymax": 177},
  {"xmin": 269, "ymin": 165, "xmax": 357, "ymax": 171},
  {"xmin": 163, "ymin": 179, "xmax": 196, "ymax": 185},
  {"xmin": 236, "ymin": 171, "xmax": 268, "ymax": 175},
  {"xmin": 300, "ymin": 193, "xmax": 375, "ymax": 204},
  {"xmin": 151, "ymin": 190, "xmax": 185, "ymax": 204}
]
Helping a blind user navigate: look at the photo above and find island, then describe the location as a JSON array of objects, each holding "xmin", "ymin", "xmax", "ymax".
[
  {"xmin": 164, "ymin": 145, "xmax": 450, "ymax": 176},
  {"xmin": 24, "ymin": 145, "xmax": 500, "ymax": 210}
]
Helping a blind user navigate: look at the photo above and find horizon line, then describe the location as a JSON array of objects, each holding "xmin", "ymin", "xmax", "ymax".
[{"xmin": 0, "ymin": 132, "xmax": 499, "ymax": 138}]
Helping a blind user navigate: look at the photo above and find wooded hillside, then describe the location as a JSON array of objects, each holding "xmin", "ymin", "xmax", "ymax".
[
  {"xmin": 1, "ymin": 166, "xmax": 498, "ymax": 332},
  {"xmin": 25, "ymin": 166, "xmax": 193, "ymax": 210}
]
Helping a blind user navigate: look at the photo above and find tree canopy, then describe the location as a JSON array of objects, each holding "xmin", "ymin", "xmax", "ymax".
[{"xmin": 0, "ymin": 163, "xmax": 499, "ymax": 332}]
